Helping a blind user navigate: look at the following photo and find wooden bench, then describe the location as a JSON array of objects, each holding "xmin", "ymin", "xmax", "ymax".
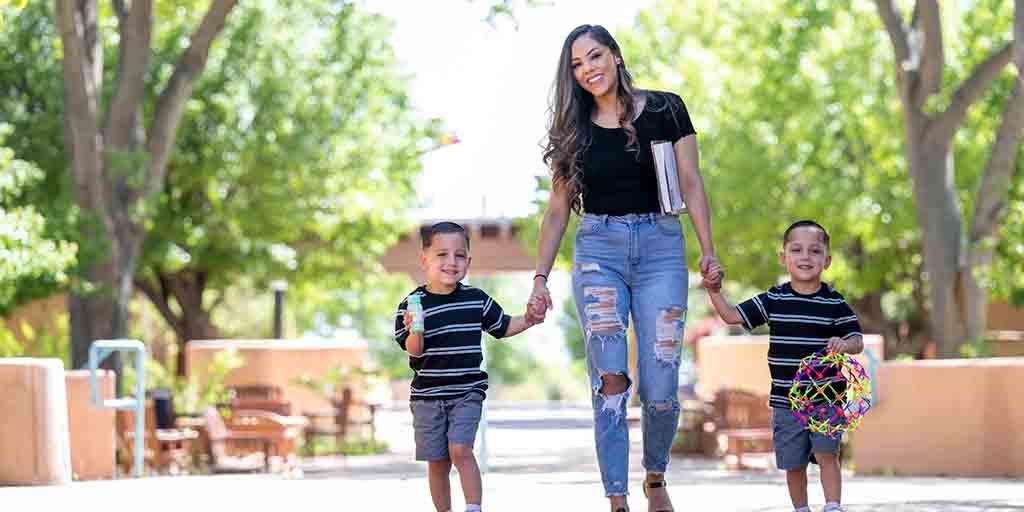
[
  {"xmin": 303, "ymin": 388, "xmax": 377, "ymax": 456},
  {"xmin": 229, "ymin": 398, "xmax": 292, "ymax": 416},
  {"xmin": 116, "ymin": 401, "xmax": 199, "ymax": 476},
  {"xmin": 201, "ymin": 407, "xmax": 306, "ymax": 474},
  {"xmin": 704, "ymin": 389, "xmax": 774, "ymax": 470}
]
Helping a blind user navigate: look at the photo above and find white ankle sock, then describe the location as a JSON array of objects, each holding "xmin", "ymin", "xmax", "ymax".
[
  {"xmin": 465, "ymin": 504, "xmax": 481, "ymax": 512},
  {"xmin": 794, "ymin": 507, "xmax": 811, "ymax": 512},
  {"xmin": 823, "ymin": 502, "xmax": 842, "ymax": 511}
]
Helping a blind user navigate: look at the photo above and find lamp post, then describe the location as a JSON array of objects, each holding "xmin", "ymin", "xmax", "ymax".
[{"xmin": 270, "ymin": 280, "xmax": 288, "ymax": 339}]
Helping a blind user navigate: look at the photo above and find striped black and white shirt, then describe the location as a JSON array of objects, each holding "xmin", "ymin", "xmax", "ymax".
[
  {"xmin": 395, "ymin": 283, "xmax": 511, "ymax": 401},
  {"xmin": 736, "ymin": 282, "xmax": 862, "ymax": 409}
]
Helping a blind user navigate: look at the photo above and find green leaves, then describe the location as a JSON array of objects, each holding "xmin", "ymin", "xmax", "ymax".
[
  {"xmin": 620, "ymin": 1, "xmax": 1017, "ymax": 310},
  {"xmin": 522, "ymin": 0, "xmax": 1021, "ymax": 331},
  {"xmin": 136, "ymin": 0, "xmax": 438, "ymax": 333},
  {"xmin": 0, "ymin": 131, "xmax": 77, "ymax": 314},
  {"xmin": 1, "ymin": 0, "xmax": 436, "ymax": 346}
]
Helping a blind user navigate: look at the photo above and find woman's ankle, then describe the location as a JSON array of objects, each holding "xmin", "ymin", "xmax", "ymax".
[{"xmin": 609, "ymin": 495, "xmax": 628, "ymax": 510}]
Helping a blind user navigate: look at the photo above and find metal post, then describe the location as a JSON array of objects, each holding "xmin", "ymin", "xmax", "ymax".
[
  {"xmin": 865, "ymin": 347, "xmax": 880, "ymax": 405},
  {"xmin": 89, "ymin": 339, "xmax": 146, "ymax": 478},
  {"xmin": 464, "ymin": 276, "xmax": 489, "ymax": 473},
  {"xmin": 271, "ymin": 280, "xmax": 288, "ymax": 339},
  {"xmin": 479, "ymin": 338, "xmax": 489, "ymax": 473}
]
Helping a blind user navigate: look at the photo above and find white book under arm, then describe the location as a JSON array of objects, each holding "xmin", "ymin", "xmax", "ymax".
[{"xmin": 650, "ymin": 140, "xmax": 687, "ymax": 215}]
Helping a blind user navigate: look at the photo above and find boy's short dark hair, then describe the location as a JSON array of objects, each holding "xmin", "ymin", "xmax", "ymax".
[
  {"xmin": 783, "ymin": 220, "xmax": 830, "ymax": 248},
  {"xmin": 421, "ymin": 221, "xmax": 471, "ymax": 251}
]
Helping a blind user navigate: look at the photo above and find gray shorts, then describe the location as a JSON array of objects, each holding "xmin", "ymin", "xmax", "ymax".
[
  {"xmin": 410, "ymin": 392, "xmax": 484, "ymax": 461},
  {"xmin": 772, "ymin": 407, "xmax": 841, "ymax": 470}
]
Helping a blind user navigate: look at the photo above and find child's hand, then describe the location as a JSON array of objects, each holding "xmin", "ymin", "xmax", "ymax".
[
  {"xmin": 702, "ymin": 262, "xmax": 724, "ymax": 292},
  {"xmin": 525, "ymin": 310, "xmax": 544, "ymax": 326},
  {"xmin": 402, "ymin": 311, "xmax": 413, "ymax": 330},
  {"xmin": 826, "ymin": 337, "xmax": 848, "ymax": 353},
  {"xmin": 526, "ymin": 296, "xmax": 547, "ymax": 326}
]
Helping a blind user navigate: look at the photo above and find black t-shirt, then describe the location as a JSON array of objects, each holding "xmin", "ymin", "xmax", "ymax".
[
  {"xmin": 580, "ymin": 91, "xmax": 697, "ymax": 215},
  {"xmin": 394, "ymin": 283, "xmax": 511, "ymax": 400},
  {"xmin": 736, "ymin": 282, "xmax": 863, "ymax": 409}
]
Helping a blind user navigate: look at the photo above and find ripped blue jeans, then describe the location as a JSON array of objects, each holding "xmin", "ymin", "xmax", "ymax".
[{"xmin": 572, "ymin": 213, "xmax": 687, "ymax": 497}]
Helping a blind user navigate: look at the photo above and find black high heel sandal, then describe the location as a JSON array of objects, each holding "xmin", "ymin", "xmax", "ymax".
[{"xmin": 643, "ymin": 479, "xmax": 674, "ymax": 512}]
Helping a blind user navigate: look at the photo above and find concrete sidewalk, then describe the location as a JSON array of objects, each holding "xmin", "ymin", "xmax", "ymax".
[{"xmin": 2, "ymin": 402, "xmax": 1022, "ymax": 511}]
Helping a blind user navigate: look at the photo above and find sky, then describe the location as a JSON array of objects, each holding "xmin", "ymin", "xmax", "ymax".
[{"xmin": 364, "ymin": 0, "xmax": 651, "ymax": 221}]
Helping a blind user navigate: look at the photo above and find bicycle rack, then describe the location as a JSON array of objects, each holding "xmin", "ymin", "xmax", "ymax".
[{"xmin": 88, "ymin": 339, "xmax": 147, "ymax": 478}]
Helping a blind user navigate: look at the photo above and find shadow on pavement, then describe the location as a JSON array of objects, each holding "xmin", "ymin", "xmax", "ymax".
[{"xmin": 751, "ymin": 500, "xmax": 1024, "ymax": 511}]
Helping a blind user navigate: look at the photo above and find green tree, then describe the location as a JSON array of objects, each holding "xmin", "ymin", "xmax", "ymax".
[
  {"xmin": 607, "ymin": 0, "xmax": 1022, "ymax": 357},
  {"xmin": 130, "ymin": 2, "xmax": 437, "ymax": 374},
  {"xmin": 2, "ymin": 0, "xmax": 540, "ymax": 371},
  {"xmin": 0, "ymin": 126, "xmax": 76, "ymax": 315},
  {"xmin": 2, "ymin": 2, "xmax": 437, "ymax": 373},
  {"xmin": 869, "ymin": 0, "xmax": 1024, "ymax": 357},
  {"xmin": 51, "ymin": 0, "xmax": 240, "ymax": 368}
]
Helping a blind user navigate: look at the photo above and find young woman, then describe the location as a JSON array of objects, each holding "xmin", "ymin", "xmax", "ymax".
[{"xmin": 529, "ymin": 24, "xmax": 719, "ymax": 512}]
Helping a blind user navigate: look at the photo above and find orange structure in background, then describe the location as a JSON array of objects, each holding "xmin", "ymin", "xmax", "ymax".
[
  {"xmin": 185, "ymin": 338, "xmax": 371, "ymax": 416},
  {"xmin": 696, "ymin": 335, "xmax": 1024, "ymax": 477},
  {"xmin": 695, "ymin": 335, "xmax": 886, "ymax": 401},
  {"xmin": 853, "ymin": 357, "xmax": 1024, "ymax": 478},
  {"xmin": 65, "ymin": 370, "xmax": 116, "ymax": 480},
  {"xmin": 0, "ymin": 358, "xmax": 73, "ymax": 485},
  {"xmin": 379, "ymin": 219, "xmax": 535, "ymax": 282}
]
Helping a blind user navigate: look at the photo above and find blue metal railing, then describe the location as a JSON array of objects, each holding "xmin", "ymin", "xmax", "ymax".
[
  {"xmin": 88, "ymin": 339, "xmax": 146, "ymax": 478},
  {"xmin": 864, "ymin": 346, "xmax": 880, "ymax": 406}
]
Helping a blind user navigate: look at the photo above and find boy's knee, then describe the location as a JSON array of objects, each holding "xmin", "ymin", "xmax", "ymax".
[
  {"xmin": 448, "ymin": 443, "xmax": 474, "ymax": 465},
  {"xmin": 813, "ymin": 452, "xmax": 839, "ymax": 464}
]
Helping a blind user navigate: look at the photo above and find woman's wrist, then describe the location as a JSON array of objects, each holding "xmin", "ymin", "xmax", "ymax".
[{"xmin": 533, "ymin": 273, "xmax": 549, "ymax": 284}]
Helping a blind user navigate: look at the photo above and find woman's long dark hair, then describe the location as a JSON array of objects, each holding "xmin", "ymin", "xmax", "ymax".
[{"xmin": 543, "ymin": 24, "xmax": 640, "ymax": 214}]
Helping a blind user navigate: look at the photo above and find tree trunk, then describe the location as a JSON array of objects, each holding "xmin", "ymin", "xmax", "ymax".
[
  {"xmin": 67, "ymin": 271, "xmax": 116, "ymax": 369},
  {"xmin": 910, "ymin": 144, "xmax": 967, "ymax": 358},
  {"xmin": 57, "ymin": 0, "xmax": 239, "ymax": 371},
  {"xmin": 56, "ymin": 0, "xmax": 115, "ymax": 369},
  {"xmin": 136, "ymin": 271, "xmax": 220, "ymax": 376},
  {"xmin": 877, "ymin": 0, "xmax": 1021, "ymax": 358},
  {"xmin": 960, "ymin": 251, "xmax": 988, "ymax": 346},
  {"xmin": 176, "ymin": 310, "xmax": 219, "ymax": 377},
  {"xmin": 849, "ymin": 292, "xmax": 895, "ymax": 340},
  {"xmin": 169, "ymin": 271, "xmax": 219, "ymax": 377}
]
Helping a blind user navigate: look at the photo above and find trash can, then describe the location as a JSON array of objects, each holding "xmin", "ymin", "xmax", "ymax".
[{"xmin": 149, "ymin": 388, "xmax": 174, "ymax": 429}]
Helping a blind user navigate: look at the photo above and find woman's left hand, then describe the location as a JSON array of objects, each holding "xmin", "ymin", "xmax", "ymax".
[{"xmin": 699, "ymin": 254, "xmax": 720, "ymax": 280}]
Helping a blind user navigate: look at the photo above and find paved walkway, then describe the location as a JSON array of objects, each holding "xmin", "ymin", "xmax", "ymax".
[{"xmin": 2, "ymin": 403, "xmax": 1022, "ymax": 511}]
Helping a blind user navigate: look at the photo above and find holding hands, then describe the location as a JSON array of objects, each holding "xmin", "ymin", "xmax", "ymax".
[
  {"xmin": 528, "ymin": 276, "xmax": 553, "ymax": 324},
  {"xmin": 525, "ymin": 294, "xmax": 548, "ymax": 326},
  {"xmin": 700, "ymin": 254, "xmax": 724, "ymax": 292}
]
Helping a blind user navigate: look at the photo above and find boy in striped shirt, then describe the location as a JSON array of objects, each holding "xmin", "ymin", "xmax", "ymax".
[
  {"xmin": 395, "ymin": 221, "xmax": 544, "ymax": 512},
  {"xmin": 702, "ymin": 220, "xmax": 863, "ymax": 512}
]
